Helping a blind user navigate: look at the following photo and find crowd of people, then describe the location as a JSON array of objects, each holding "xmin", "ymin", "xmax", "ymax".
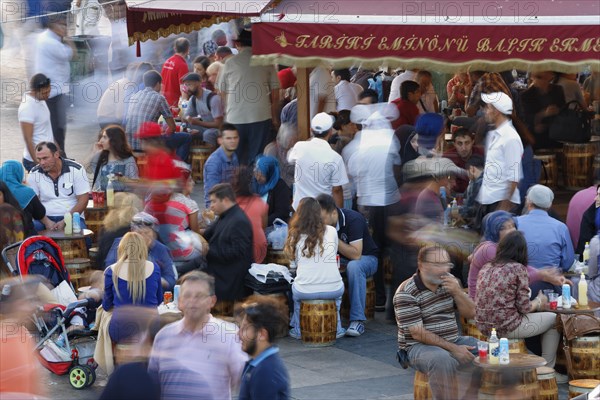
[{"xmin": 1, "ymin": 18, "xmax": 600, "ymax": 400}]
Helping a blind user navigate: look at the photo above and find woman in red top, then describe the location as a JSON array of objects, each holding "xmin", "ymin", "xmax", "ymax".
[
  {"xmin": 475, "ymin": 231, "xmax": 560, "ymax": 368},
  {"xmin": 233, "ymin": 166, "xmax": 268, "ymax": 263}
]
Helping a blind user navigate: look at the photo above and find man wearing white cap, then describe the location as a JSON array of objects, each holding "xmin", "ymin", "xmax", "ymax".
[
  {"xmin": 476, "ymin": 92, "xmax": 524, "ymax": 215},
  {"xmin": 287, "ymin": 113, "xmax": 349, "ymax": 210}
]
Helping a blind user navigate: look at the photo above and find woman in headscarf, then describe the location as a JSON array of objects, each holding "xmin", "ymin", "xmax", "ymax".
[
  {"xmin": 0, "ymin": 160, "xmax": 51, "ymax": 235},
  {"xmin": 253, "ymin": 155, "xmax": 291, "ymax": 225},
  {"xmin": 467, "ymin": 210, "xmax": 566, "ymax": 300}
]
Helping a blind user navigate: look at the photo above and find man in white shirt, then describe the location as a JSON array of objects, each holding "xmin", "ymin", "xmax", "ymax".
[
  {"xmin": 216, "ymin": 29, "xmax": 280, "ymax": 165},
  {"xmin": 309, "ymin": 65, "xmax": 336, "ymax": 119},
  {"xmin": 27, "ymin": 142, "xmax": 90, "ymax": 232},
  {"xmin": 18, "ymin": 74, "xmax": 54, "ymax": 172},
  {"xmin": 332, "ymin": 69, "xmax": 363, "ymax": 111},
  {"xmin": 477, "ymin": 92, "xmax": 524, "ymax": 216},
  {"xmin": 416, "ymin": 70, "xmax": 440, "ymax": 114},
  {"xmin": 388, "ymin": 69, "xmax": 418, "ymax": 103},
  {"xmin": 34, "ymin": 15, "xmax": 74, "ymax": 156},
  {"xmin": 287, "ymin": 113, "xmax": 349, "ymax": 210}
]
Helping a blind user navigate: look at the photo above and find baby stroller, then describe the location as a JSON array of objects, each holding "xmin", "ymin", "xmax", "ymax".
[{"xmin": 1, "ymin": 235, "xmax": 98, "ymax": 389}]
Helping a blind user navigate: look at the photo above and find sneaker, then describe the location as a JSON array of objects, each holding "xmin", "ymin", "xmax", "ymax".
[
  {"xmin": 288, "ymin": 328, "xmax": 301, "ymax": 340},
  {"xmin": 555, "ymin": 373, "xmax": 569, "ymax": 384},
  {"xmin": 336, "ymin": 328, "xmax": 346, "ymax": 339},
  {"xmin": 345, "ymin": 321, "xmax": 365, "ymax": 337}
]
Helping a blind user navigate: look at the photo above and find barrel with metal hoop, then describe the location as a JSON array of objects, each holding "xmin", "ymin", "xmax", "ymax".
[{"xmin": 562, "ymin": 139, "xmax": 600, "ymax": 190}]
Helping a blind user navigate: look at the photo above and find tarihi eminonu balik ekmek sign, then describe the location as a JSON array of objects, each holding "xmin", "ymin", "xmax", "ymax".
[{"xmin": 252, "ymin": 22, "xmax": 600, "ymax": 62}]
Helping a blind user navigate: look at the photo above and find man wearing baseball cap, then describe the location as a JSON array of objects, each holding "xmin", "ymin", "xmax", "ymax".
[
  {"xmin": 476, "ymin": 92, "xmax": 524, "ymax": 216},
  {"xmin": 287, "ymin": 112, "xmax": 349, "ymax": 210}
]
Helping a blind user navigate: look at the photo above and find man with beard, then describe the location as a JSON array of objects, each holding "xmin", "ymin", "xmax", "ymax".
[
  {"xmin": 181, "ymin": 72, "xmax": 224, "ymax": 150},
  {"xmin": 148, "ymin": 271, "xmax": 247, "ymax": 399},
  {"xmin": 237, "ymin": 296, "xmax": 290, "ymax": 400},
  {"xmin": 394, "ymin": 245, "xmax": 477, "ymax": 400}
]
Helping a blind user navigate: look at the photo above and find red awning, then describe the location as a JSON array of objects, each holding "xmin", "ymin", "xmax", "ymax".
[
  {"xmin": 252, "ymin": 0, "xmax": 600, "ymax": 72},
  {"xmin": 125, "ymin": 0, "xmax": 275, "ymax": 46}
]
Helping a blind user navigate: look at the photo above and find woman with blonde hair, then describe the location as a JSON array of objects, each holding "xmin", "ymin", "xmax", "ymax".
[
  {"xmin": 103, "ymin": 232, "xmax": 162, "ymax": 344},
  {"xmin": 97, "ymin": 193, "xmax": 143, "ymax": 267},
  {"xmin": 285, "ymin": 197, "xmax": 345, "ymax": 339}
]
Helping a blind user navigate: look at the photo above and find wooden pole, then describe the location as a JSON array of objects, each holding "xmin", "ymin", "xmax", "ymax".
[{"xmin": 296, "ymin": 67, "xmax": 311, "ymax": 141}]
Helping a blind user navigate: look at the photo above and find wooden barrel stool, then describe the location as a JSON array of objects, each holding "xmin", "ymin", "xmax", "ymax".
[
  {"xmin": 133, "ymin": 152, "xmax": 147, "ymax": 177},
  {"xmin": 535, "ymin": 154, "xmax": 558, "ymax": 189},
  {"xmin": 383, "ymin": 254, "xmax": 393, "ymax": 286},
  {"xmin": 264, "ymin": 247, "xmax": 291, "ymax": 268},
  {"xmin": 570, "ymin": 335, "xmax": 600, "ymax": 379},
  {"xmin": 341, "ymin": 276, "xmax": 374, "ymax": 321},
  {"xmin": 65, "ymin": 258, "xmax": 91, "ymax": 291},
  {"xmin": 300, "ymin": 300, "xmax": 337, "ymax": 347},
  {"xmin": 563, "ymin": 142, "xmax": 600, "ymax": 190},
  {"xmin": 460, "ymin": 318, "xmax": 486, "ymax": 341},
  {"xmin": 190, "ymin": 146, "xmax": 212, "ymax": 183},
  {"xmin": 413, "ymin": 371, "xmax": 432, "ymax": 400},
  {"xmin": 85, "ymin": 206, "xmax": 108, "ymax": 245},
  {"xmin": 536, "ymin": 367, "xmax": 558, "ymax": 400},
  {"xmin": 568, "ymin": 379, "xmax": 600, "ymax": 399},
  {"xmin": 479, "ymin": 368, "xmax": 539, "ymax": 400},
  {"xmin": 593, "ymin": 154, "xmax": 600, "ymax": 183}
]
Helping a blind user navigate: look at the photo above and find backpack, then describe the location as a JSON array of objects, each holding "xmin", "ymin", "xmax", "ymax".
[{"xmin": 189, "ymin": 91, "xmax": 216, "ymax": 113}]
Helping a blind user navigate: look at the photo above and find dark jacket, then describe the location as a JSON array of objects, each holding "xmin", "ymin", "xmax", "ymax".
[
  {"xmin": 267, "ymin": 179, "xmax": 292, "ymax": 226},
  {"xmin": 204, "ymin": 204, "xmax": 253, "ymax": 301}
]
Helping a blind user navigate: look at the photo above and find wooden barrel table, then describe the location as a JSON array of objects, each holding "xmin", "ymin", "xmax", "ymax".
[
  {"xmin": 39, "ymin": 229, "xmax": 93, "ymax": 260},
  {"xmin": 190, "ymin": 145, "xmax": 212, "ymax": 183},
  {"xmin": 568, "ymin": 379, "xmax": 600, "ymax": 398},
  {"xmin": 537, "ymin": 366, "xmax": 558, "ymax": 400},
  {"xmin": 133, "ymin": 152, "xmax": 147, "ymax": 177},
  {"xmin": 85, "ymin": 202, "xmax": 108, "ymax": 245},
  {"xmin": 300, "ymin": 300, "xmax": 337, "ymax": 347},
  {"xmin": 570, "ymin": 335, "xmax": 600, "ymax": 379},
  {"xmin": 563, "ymin": 141, "xmax": 600, "ymax": 190}
]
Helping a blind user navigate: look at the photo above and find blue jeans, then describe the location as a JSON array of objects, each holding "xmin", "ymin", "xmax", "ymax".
[
  {"xmin": 347, "ymin": 255, "xmax": 378, "ymax": 321},
  {"xmin": 165, "ymin": 132, "xmax": 192, "ymax": 162},
  {"xmin": 291, "ymin": 284, "xmax": 344, "ymax": 334},
  {"xmin": 407, "ymin": 336, "xmax": 478, "ymax": 399}
]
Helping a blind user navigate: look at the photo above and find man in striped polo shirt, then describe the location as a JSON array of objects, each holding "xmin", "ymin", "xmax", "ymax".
[{"xmin": 393, "ymin": 245, "xmax": 478, "ymax": 399}]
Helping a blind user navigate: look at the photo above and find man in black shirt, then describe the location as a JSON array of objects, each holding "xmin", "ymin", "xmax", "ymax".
[{"xmin": 316, "ymin": 194, "xmax": 379, "ymax": 337}]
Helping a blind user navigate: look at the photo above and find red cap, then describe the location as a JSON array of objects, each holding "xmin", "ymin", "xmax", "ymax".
[
  {"xmin": 135, "ymin": 122, "xmax": 163, "ymax": 139},
  {"xmin": 278, "ymin": 67, "xmax": 296, "ymax": 89}
]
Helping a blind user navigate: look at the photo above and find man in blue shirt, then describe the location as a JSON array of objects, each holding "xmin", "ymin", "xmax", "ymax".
[
  {"xmin": 203, "ymin": 123, "xmax": 239, "ymax": 207},
  {"xmin": 237, "ymin": 296, "xmax": 290, "ymax": 400},
  {"xmin": 105, "ymin": 212, "xmax": 177, "ymax": 291},
  {"xmin": 317, "ymin": 194, "xmax": 379, "ymax": 337},
  {"xmin": 517, "ymin": 185, "xmax": 574, "ymax": 295}
]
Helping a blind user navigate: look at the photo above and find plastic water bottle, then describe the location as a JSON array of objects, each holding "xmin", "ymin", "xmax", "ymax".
[
  {"xmin": 443, "ymin": 205, "xmax": 451, "ymax": 227},
  {"xmin": 106, "ymin": 175, "xmax": 115, "ymax": 208},
  {"xmin": 562, "ymin": 283, "xmax": 571, "ymax": 309},
  {"xmin": 63, "ymin": 212, "xmax": 73, "ymax": 235},
  {"xmin": 578, "ymin": 273, "xmax": 588, "ymax": 307},
  {"xmin": 174, "ymin": 285, "xmax": 181, "ymax": 307},
  {"xmin": 440, "ymin": 186, "xmax": 447, "ymax": 207},
  {"xmin": 488, "ymin": 328, "xmax": 499, "ymax": 364},
  {"xmin": 582, "ymin": 242, "xmax": 590, "ymax": 274},
  {"xmin": 441, "ymin": 100, "xmax": 447, "ymax": 112},
  {"xmin": 499, "ymin": 338, "xmax": 510, "ymax": 364},
  {"xmin": 72, "ymin": 212, "xmax": 81, "ymax": 234}
]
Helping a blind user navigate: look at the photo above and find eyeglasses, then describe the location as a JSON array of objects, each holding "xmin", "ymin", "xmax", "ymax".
[{"xmin": 423, "ymin": 260, "xmax": 454, "ymax": 268}]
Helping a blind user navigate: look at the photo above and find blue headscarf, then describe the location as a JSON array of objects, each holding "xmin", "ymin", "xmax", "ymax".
[
  {"xmin": 415, "ymin": 113, "xmax": 444, "ymax": 153},
  {"xmin": 252, "ymin": 155, "xmax": 280, "ymax": 197},
  {"xmin": 482, "ymin": 210, "xmax": 518, "ymax": 243},
  {"xmin": 0, "ymin": 160, "xmax": 36, "ymax": 209}
]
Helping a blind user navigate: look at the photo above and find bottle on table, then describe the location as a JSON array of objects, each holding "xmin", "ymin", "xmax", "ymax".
[
  {"xmin": 582, "ymin": 242, "xmax": 590, "ymax": 274},
  {"xmin": 488, "ymin": 328, "xmax": 499, "ymax": 364},
  {"xmin": 562, "ymin": 283, "xmax": 571, "ymax": 309},
  {"xmin": 72, "ymin": 212, "xmax": 81, "ymax": 234},
  {"xmin": 498, "ymin": 338, "xmax": 510, "ymax": 365},
  {"xmin": 443, "ymin": 205, "xmax": 451, "ymax": 227},
  {"xmin": 106, "ymin": 175, "xmax": 115, "ymax": 208},
  {"xmin": 578, "ymin": 272, "xmax": 588, "ymax": 307},
  {"xmin": 63, "ymin": 212, "xmax": 72, "ymax": 235}
]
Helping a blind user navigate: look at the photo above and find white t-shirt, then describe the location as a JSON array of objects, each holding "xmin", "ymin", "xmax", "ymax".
[
  {"xmin": 347, "ymin": 128, "xmax": 401, "ymax": 206},
  {"xmin": 293, "ymin": 225, "xmax": 344, "ymax": 293},
  {"xmin": 334, "ymin": 80, "xmax": 363, "ymax": 111},
  {"xmin": 288, "ymin": 138, "xmax": 349, "ymax": 210},
  {"xmin": 309, "ymin": 66, "xmax": 336, "ymax": 119},
  {"xmin": 18, "ymin": 94, "xmax": 54, "ymax": 162},
  {"xmin": 27, "ymin": 159, "xmax": 91, "ymax": 217},
  {"xmin": 34, "ymin": 29, "xmax": 73, "ymax": 98},
  {"xmin": 477, "ymin": 119, "xmax": 524, "ymax": 205}
]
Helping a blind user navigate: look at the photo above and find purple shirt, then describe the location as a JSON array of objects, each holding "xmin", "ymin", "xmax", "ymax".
[{"xmin": 148, "ymin": 316, "xmax": 248, "ymax": 400}]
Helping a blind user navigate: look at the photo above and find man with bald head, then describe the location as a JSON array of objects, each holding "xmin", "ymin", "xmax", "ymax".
[{"xmin": 394, "ymin": 245, "xmax": 477, "ymax": 400}]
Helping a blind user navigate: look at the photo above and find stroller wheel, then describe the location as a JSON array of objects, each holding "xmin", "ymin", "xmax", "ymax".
[
  {"xmin": 85, "ymin": 365, "xmax": 96, "ymax": 387},
  {"xmin": 68, "ymin": 365, "xmax": 91, "ymax": 389}
]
